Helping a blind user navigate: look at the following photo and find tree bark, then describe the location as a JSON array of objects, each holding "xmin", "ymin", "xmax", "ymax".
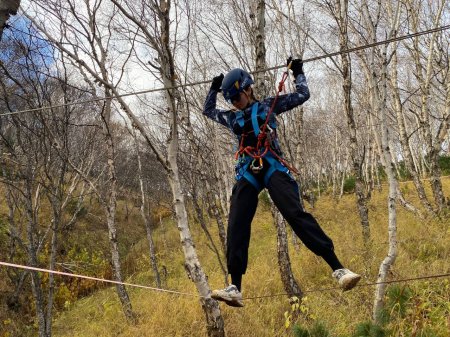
[
  {"xmin": 24, "ymin": 177, "xmax": 47, "ymax": 337},
  {"xmin": 407, "ymin": 0, "xmax": 446, "ymax": 212},
  {"xmin": 204, "ymin": 177, "xmax": 227, "ymax": 258},
  {"xmin": 390, "ymin": 50, "xmax": 435, "ymax": 215},
  {"xmin": 126, "ymin": 1, "xmax": 225, "ymax": 334},
  {"xmin": 102, "ymin": 94, "xmax": 137, "ymax": 324},
  {"xmin": 251, "ymin": 0, "xmax": 302, "ymax": 298},
  {"xmin": 335, "ymin": 0, "xmax": 371, "ymax": 244},
  {"xmin": 134, "ymin": 132, "xmax": 161, "ymax": 288},
  {"xmin": 250, "ymin": 0, "xmax": 268, "ymax": 97},
  {"xmin": 273, "ymin": 207, "xmax": 303, "ymax": 298},
  {"xmin": 356, "ymin": 1, "xmax": 400, "ymax": 321}
]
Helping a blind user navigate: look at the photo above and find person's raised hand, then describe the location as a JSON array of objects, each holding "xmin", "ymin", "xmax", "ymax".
[
  {"xmin": 288, "ymin": 58, "xmax": 304, "ymax": 77},
  {"xmin": 210, "ymin": 73, "xmax": 224, "ymax": 92}
]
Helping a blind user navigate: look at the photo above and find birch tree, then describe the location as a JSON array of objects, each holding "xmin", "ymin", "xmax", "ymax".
[
  {"xmin": 23, "ymin": 0, "xmax": 140, "ymax": 323},
  {"xmin": 390, "ymin": 38, "xmax": 435, "ymax": 214},
  {"xmin": 404, "ymin": 0, "xmax": 447, "ymax": 212},
  {"xmin": 26, "ymin": 0, "xmax": 227, "ymax": 334},
  {"xmin": 132, "ymin": 130, "xmax": 161, "ymax": 287},
  {"xmin": 108, "ymin": 1, "xmax": 225, "ymax": 334},
  {"xmin": 0, "ymin": 44, "xmax": 98, "ymax": 337},
  {"xmin": 249, "ymin": 0, "xmax": 303, "ymax": 298},
  {"xmin": 322, "ymin": 0, "xmax": 372, "ymax": 244},
  {"xmin": 348, "ymin": 0, "xmax": 401, "ymax": 322}
]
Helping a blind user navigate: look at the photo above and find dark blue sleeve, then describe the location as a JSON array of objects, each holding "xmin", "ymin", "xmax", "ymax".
[
  {"xmin": 203, "ymin": 89, "xmax": 233, "ymax": 129},
  {"xmin": 263, "ymin": 73, "xmax": 310, "ymax": 115}
]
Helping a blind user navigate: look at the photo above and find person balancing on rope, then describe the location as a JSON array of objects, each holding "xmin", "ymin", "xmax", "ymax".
[{"xmin": 203, "ymin": 58, "xmax": 360, "ymax": 307}]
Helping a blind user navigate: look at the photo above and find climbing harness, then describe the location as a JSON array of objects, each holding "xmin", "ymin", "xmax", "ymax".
[{"xmin": 234, "ymin": 59, "xmax": 299, "ymax": 184}]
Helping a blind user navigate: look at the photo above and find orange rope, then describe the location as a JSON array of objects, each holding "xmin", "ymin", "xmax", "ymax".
[{"xmin": 235, "ymin": 61, "xmax": 298, "ymax": 174}]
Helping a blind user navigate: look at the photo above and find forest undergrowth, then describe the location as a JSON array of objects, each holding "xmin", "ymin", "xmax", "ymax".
[{"xmin": 44, "ymin": 178, "xmax": 450, "ymax": 337}]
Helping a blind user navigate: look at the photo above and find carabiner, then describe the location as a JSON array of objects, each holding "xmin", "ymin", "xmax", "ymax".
[{"xmin": 250, "ymin": 157, "xmax": 263, "ymax": 173}]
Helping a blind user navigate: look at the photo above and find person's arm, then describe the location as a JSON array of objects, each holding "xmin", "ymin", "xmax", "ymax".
[
  {"xmin": 264, "ymin": 59, "xmax": 310, "ymax": 115},
  {"xmin": 203, "ymin": 88, "xmax": 232, "ymax": 129},
  {"xmin": 203, "ymin": 73, "xmax": 233, "ymax": 128}
]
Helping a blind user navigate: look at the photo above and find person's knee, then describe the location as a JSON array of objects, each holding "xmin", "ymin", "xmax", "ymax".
[{"xmin": 281, "ymin": 207, "xmax": 307, "ymax": 226}]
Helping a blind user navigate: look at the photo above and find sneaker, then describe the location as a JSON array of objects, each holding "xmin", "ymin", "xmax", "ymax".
[
  {"xmin": 211, "ymin": 285, "xmax": 244, "ymax": 307},
  {"xmin": 332, "ymin": 268, "xmax": 361, "ymax": 291}
]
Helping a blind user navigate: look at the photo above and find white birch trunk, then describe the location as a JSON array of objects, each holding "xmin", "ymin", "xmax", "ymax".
[
  {"xmin": 407, "ymin": 0, "xmax": 446, "ymax": 211},
  {"xmin": 251, "ymin": 0, "xmax": 302, "ymax": 298},
  {"xmin": 134, "ymin": 132, "xmax": 161, "ymax": 288},
  {"xmin": 364, "ymin": 2, "xmax": 400, "ymax": 322},
  {"xmin": 45, "ymin": 212, "xmax": 58, "ymax": 337},
  {"xmin": 390, "ymin": 50, "xmax": 435, "ymax": 214},
  {"xmin": 335, "ymin": 0, "xmax": 371, "ymax": 243},
  {"xmin": 272, "ymin": 206, "xmax": 303, "ymax": 297},
  {"xmin": 153, "ymin": 2, "xmax": 225, "ymax": 335},
  {"xmin": 102, "ymin": 95, "xmax": 137, "ymax": 324},
  {"xmin": 23, "ymin": 174, "xmax": 47, "ymax": 337},
  {"xmin": 204, "ymin": 176, "xmax": 227, "ymax": 257},
  {"xmin": 212, "ymin": 133, "xmax": 231, "ymax": 216}
]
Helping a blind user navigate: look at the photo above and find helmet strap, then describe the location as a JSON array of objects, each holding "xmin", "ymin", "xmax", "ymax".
[{"xmin": 242, "ymin": 87, "xmax": 255, "ymax": 108}]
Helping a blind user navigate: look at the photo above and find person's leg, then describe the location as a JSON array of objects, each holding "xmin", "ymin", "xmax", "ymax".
[
  {"xmin": 227, "ymin": 177, "xmax": 259, "ymax": 284},
  {"xmin": 267, "ymin": 171, "xmax": 342, "ymax": 268},
  {"xmin": 212, "ymin": 178, "xmax": 259, "ymax": 306},
  {"xmin": 267, "ymin": 171, "xmax": 360, "ymax": 290},
  {"xmin": 230, "ymin": 273, "xmax": 242, "ymax": 292}
]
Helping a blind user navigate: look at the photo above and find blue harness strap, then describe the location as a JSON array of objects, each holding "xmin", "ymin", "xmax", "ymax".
[
  {"xmin": 263, "ymin": 153, "xmax": 290, "ymax": 186},
  {"xmin": 251, "ymin": 103, "xmax": 260, "ymax": 137},
  {"xmin": 238, "ymin": 102, "xmax": 290, "ymax": 190},
  {"xmin": 236, "ymin": 155, "xmax": 263, "ymax": 192},
  {"xmin": 243, "ymin": 170, "xmax": 263, "ymax": 192},
  {"xmin": 235, "ymin": 110, "xmax": 245, "ymax": 128}
]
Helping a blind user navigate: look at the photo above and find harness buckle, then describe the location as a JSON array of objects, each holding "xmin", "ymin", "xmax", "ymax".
[{"xmin": 250, "ymin": 157, "xmax": 263, "ymax": 173}]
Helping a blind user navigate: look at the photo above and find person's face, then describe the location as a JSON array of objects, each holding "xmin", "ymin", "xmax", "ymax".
[{"xmin": 231, "ymin": 87, "xmax": 253, "ymax": 110}]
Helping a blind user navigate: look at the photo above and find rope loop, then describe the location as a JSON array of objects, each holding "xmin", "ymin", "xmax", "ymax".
[{"xmin": 235, "ymin": 61, "xmax": 298, "ymax": 174}]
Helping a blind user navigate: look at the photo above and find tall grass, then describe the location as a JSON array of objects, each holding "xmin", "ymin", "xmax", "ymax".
[{"xmin": 51, "ymin": 179, "xmax": 450, "ymax": 336}]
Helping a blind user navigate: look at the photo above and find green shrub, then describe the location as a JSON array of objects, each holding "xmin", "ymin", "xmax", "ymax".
[
  {"xmin": 343, "ymin": 176, "xmax": 355, "ymax": 193},
  {"xmin": 309, "ymin": 322, "xmax": 331, "ymax": 337},
  {"xmin": 352, "ymin": 321, "xmax": 386, "ymax": 337},
  {"xmin": 385, "ymin": 285, "xmax": 413, "ymax": 320},
  {"xmin": 438, "ymin": 156, "xmax": 450, "ymax": 175},
  {"xmin": 397, "ymin": 161, "xmax": 412, "ymax": 180},
  {"xmin": 293, "ymin": 325, "xmax": 310, "ymax": 337},
  {"xmin": 293, "ymin": 321, "xmax": 330, "ymax": 337}
]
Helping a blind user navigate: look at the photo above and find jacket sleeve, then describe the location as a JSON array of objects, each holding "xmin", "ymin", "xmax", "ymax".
[
  {"xmin": 203, "ymin": 89, "xmax": 232, "ymax": 129},
  {"xmin": 264, "ymin": 73, "xmax": 310, "ymax": 115}
]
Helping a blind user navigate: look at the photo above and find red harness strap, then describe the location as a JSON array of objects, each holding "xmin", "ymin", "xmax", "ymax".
[{"xmin": 235, "ymin": 67, "xmax": 299, "ymax": 175}]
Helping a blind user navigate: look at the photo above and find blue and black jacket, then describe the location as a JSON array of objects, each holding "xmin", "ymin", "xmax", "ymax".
[{"xmin": 203, "ymin": 74, "xmax": 310, "ymax": 191}]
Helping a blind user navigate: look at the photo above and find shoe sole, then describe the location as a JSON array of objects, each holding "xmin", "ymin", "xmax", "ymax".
[
  {"xmin": 211, "ymin": 293, "xmax": 244, "ymax": 307},
  {"xmin": 224, "ymin": 299, "xmax": 244, "ymax": 307},
  {"xmin": 342, "ymin": 275, "xmax": 361, "ymax": 291}
]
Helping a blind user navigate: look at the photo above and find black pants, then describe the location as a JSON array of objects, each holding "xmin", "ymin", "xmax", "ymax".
[{"xmin": 227, "ymin": 170, "xmax": 337, "ymax": 275}]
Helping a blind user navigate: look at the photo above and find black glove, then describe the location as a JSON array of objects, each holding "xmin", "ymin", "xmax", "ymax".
[
  {"xmin": 288, "ymin": 58, "xmax": 304, "ymax": 77},
  {"xmin": 210, "ymin": 73, "xmax": 224, "ymax": 92}
]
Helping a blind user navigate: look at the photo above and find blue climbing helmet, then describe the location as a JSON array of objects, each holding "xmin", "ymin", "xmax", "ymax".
[{"xmin": 221, "ymin": 68, "xmax": 254, "ymax": 103}]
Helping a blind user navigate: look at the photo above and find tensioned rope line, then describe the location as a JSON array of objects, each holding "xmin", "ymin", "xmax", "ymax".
[
  {"xmin": 1, "ymin": 261, "xmax": 448, "ymax": 301},
  {"xmin": 243, "ymin": 273, "xmax": 450, "ymax": 300},
  {"xmin": 2, "ymin": 24, "xmax": 449, "ymax": 117},
  {"xmin": 0, "ymin": 261, "xmax": 198, "ymax": 297}
]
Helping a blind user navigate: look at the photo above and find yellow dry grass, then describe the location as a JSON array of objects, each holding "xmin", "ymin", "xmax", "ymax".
[{"xmin": 51, "ymin": 178, "xmax": 450, "ymax": 337}]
